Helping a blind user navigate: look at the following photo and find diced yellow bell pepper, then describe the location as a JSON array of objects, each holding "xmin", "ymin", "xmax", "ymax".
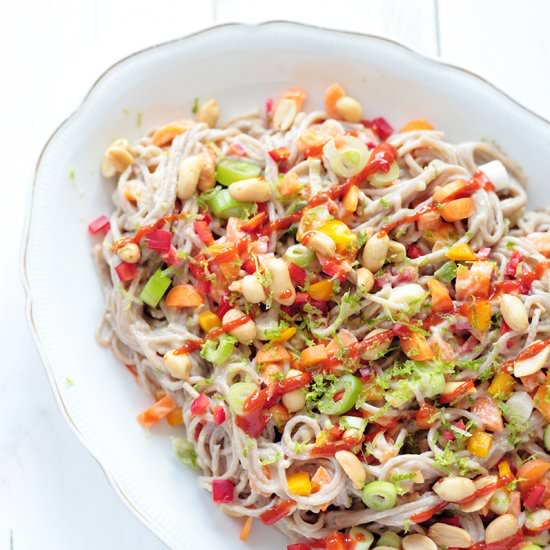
[
  {"xmin": 446, "ymin": 242, "xmax": 477, "ymax": 262},
  {"xmin": 317, "ymin": 220, "xmax": 357, "ymax": 254},
  {"xmin": 467, "ymin": 430, "xmax": 493, "ymax": 457},
  {"xmin": 287, "ymin": 471, "xmax": 312, "ymax": 496},
  {"xmin": 498, "ymin": 460, "xmax": 513, "ymax": 481},
  {"xmin": 488, "ymin": 372, "xmax": 515, "ymax": 399},
  {"xmin": 273, "ymin": 326, "xmax": 297, "ymax": 343},
  {"xmin": 308, "ymin": 280, "xmax": 333, "ymax": 301},
  {"xmin": 199, "ymin": 310, "xmax": 222, "ymax": 332},
  {"xmin": 466, "ymin": 300, "xmax": 492, "ymax": 333},
  {"xmin": 166, "ymin": 407, "xmax": 184, "ymax": 426}
]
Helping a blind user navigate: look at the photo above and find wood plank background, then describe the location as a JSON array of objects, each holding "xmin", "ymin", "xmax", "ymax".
[{"xmin": 1, "ymin": 1, "xmax": 549, "ymax": 548}]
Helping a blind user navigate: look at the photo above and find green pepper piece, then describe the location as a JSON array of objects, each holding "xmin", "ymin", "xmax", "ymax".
[
  {"xmin": 215, "ymin": 159, "xmax": 262, "ymax": 186},
  {"xmin": 317, "ymin": 374, "xmax": 362, "ymax": 415},
  {"xmin": 139, "ymin": 268, "xmax": 171, "ymax": 308}
]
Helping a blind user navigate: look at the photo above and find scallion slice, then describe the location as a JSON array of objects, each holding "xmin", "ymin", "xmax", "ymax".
[
  {"xmin": 323, "ymin": 136, "xmax": 369, "ymax": 177},
  {"xmin": 215, "ymin": 159, "xmax": 262, "ymax": 186},
  {"xmin": 228, "ymin": 382, "xmax": 257, "ymax": 415},
  {"xmin": 361, "ymin": 480, "xmax": 397, "ymax": 511},
  {"xmin": 200, "ymin": 334, "xmax": 237, "ymax": 366},
  {"xmin": 139, "ymin": 268, "xmax": 171, "ymax": 308},
  {"xmin": 202, "ymin": 187, "xmax": 255, "ymax": 219},
  {"xmin": 284, "ymin": 244, "xmax": 315, "ymax": 268}
]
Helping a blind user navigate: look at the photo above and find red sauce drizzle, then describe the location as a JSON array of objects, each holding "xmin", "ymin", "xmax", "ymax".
[
  {"xmin": 309, "ymin": 436, "xmax": 362, "ymax": 457},
  {"xmin": 235, "ymin": 409, "xmax": 270, "ymax": 437},
  {"xmin": 173, "ymin": 339, "xmax": 203, "ymax": 355},
  {"xmin": 206, "ymin": 314, "xmax": 251, "ymax": 340}
]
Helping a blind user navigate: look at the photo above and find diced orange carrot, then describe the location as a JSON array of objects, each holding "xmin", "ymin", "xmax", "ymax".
[
  {"xmin": 417, "ymin": 210, "xmax": 442, "ymax": 231},
  {"xmin": 433, "ymin": 179, "xmax": 469, "ymax": 203},
  {"xmin": 165, "ymin": 284, "xmax": 204, "ymax": 308},
  {"xmin": 400, "ymin": 332, "xmax": 433, "ymax": 361},
  {"xmin": 311, "ymin": 466, "xmax": 331, "ymax": 493},
  {"xmin": 518, "ymin": 459, "xmax": 550, "ymax": 493},
  {"xmin": 471, "ymin": 396, "xmax": 503, "ymax": 432},
  {"xmin": 400, "ymin": 119, "xmax": 434, "ymax": 132},
  {"xmin": 469, "ymin": 262, "xmax": 493, "ymax": 299},
  {"xmin": 324, "ymin": 83, "xmax": 346, "ymax": 118},
  {"xmin": 301, "ymin": 344, "xmax": 328, "ymax": 366},
  {"xmin": 166, "ymin": 407, "xmax": 184, "ymax": 426},
  {"xmin": 256, "ymin": 344, "xmax": 291, "ymax": 364},
  {"xmin": 282, "ymin": 88, "xmax": 307, "ymax": 111},
  {"xmin": 427, "ymin": 278, "xmax": 453, "ymax": 313},
  {"xmin": 440, "ymin": 197, "xmax": 476, "ymax": 222},
  {"xmin": 137, "ymin": 394, "xmax": 177, "ymax": 428},
  {"xmin": 239, "ymin": 516, "xmax": 254, "ymax": 542}
]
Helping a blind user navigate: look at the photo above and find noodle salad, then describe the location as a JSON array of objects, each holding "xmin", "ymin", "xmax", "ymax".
[{"xmin": 90, "ymin": 84, "xmax": 550, "ymax": 550}]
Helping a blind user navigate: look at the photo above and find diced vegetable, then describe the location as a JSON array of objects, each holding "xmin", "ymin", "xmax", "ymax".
[
  {"xmin": 488, "ymin": 371, "xmax": 515, "ymax": 399},
  {"xmin": 323, "ymin": 136, "xmax": 369, "ymax": 177},
  {"xmin": 308, "ymin": 280, "xmax": 333, "ymax": 301},
  {"xmin": 317, "ymin": 219, "xmax": 358, "ymax": 254},
  {"xmin": 200, "ymin": 334, "xmax": 237, "ymax": 365},
  {"xmin": 239, "ymin": 516, "xmax": 254, "ymax": 542},
  {"xmin": 193, "ymin": 220, "xmax": 214, "ymax": 245},
  {"xmin": 416, "ymin": 402, "xmax": 438, "ymax": 429},
  {"xmin": 472, "ymin": 396, "xmax": 503, "ymax": 432},
  {"xmin": 301, "ymin": 344, "xmax": 328, "ymax": 366},
  {"xmin": 272, "ymin": 327, "xmax": 297, "ymax": 344},
  {"xmin": 137, "ymin": 394, "xmax": 177, "ymax": 427},
  {"xmin": 139, "ymin": 268, "xmax": 172, "ymax": 307},
  {"xmin": 202, "ymin": 187, "xmax": 255, "ymax": 219},
  {"xmin": 349, "ymin": 527, "xmax": 374, "ymax": 550},
  {"xmin": 190, "ymin": 393, "xmax": 209, "ymax": 416},
  {"xmin": 256, "ymin": 344, "xmax": 291, "ymax": 364},
  {"xmin": 228, "ymin": 382, "xmax": 258, "ymax": 415},
  {"xmin": 215, "ymin": 159, "xmax": 262, "ymax": 186},
  {"xmin": 440, "ymin": 197, "xmax": 475, "ymax": 222},
  {"xmin": 377, "ymin": 532, "xmax": 401, "ymax": 548},
  {"xmin": 166, "ymin": 407, "xmax": 183, "ymax": 426},
  {"xmin": 465, "ymin": 299, "xmax": 492, "ymax": 333},
  {"xmin": 212, "ymin": 479, "xmax": 235, "ymax": 503},
  {"xmin": 287, "ymin": 471, "xmax": 312, "ymax": 496},
  {"xmin": 467, "ymin": 430, "xmax": 494, "ymax": 457},
  {"xmin": 199, "ymin": 310, "xmax": 222, "ymax": 332},
  {"xmin": 213, "ymin": 406, "xmax": 226, "ymax": 425},
  {"xmin": 165, "ymin": 284, "xmax": 203, "ymax": 307},
  {"xmin": 145, "ymin": 229, "xmax": 172, "ymax": 253},
  {"xmin": 400, "ymin": 119, "xmax": 433, "ymax": 132},
  {"xmin": 88, "ymin": 214, "xmax": 110, "ymax": 235},
  {"xmin": 427, "ymin": 278, "xmax": 453, "ymax": 313},
  {"xmin": 534, "ymin": 376, "xmax": 550, "ymax": 422},
  {"xmin": 361, "ymin": 480, "xmax": 397, "ymax": 511},
  {"xmin": 318, "ymin": 374, "xmax": 362, "ymax": 415},
  {"xmin": 115, "ymin": 261, "xmax": 138, "ymax": 282},
  {"xmin": 324, "ymin": 83, "xmax": 346, "ymax": 118},
  {"xmin": 446, "ymin": 242, "xmax": 477, "ymax": 262},
  {"xmin": 368, "ymin": 117, "xmax": 394, "ymax": 140},
  {"xmin": 288, "ymin": 263, "xmax": 307, "ymax": 286},
  {"xmin": 368, "ymin": 160, "xmax": 400, "ymax": 188},
  {"xmin": 399, "ymin": 332, "xmax": 433, "ymax": 361},
  {"xmin": 517, "ymin": 459, "xmax": 550, "ymax": 493},
  {"xmin": 524, "ymin": 483, "xmax": 545, "ymax": 510},
  {"xmin": 284, "ymin": 244, "xmax": 315, "ymax": 268}
]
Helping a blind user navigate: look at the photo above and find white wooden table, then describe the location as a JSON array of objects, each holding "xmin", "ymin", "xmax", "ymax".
[{"xmin": 1, "ymin": 1, "xmax": 549, "ymax": 548}]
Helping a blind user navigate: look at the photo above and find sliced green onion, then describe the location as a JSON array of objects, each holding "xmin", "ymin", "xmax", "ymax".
[
  {"xmin": 228, "ymin": 382, "xmax": 257, "ymax": 415},
  {"xmin": 139, "ymin": 268, "xmax": 171, "ymax": 307},
  {"xmin": 348, "ymin": 527, "xmax": 374, "ymax": 550},
  {"xmin": 521, "ymin": 545, "xmax": 542, "ymax": 550},
  {"xmin": 340, "ymin": 415, "xmax": 368, "ymax": 434},
  {"xmin": 284, "ymin": 244, "xmax": 315, "ymax": 268},
  {"xmin": 323, "ymin": 136, "xmax": 369, "ymax": 177},
  {"xmin": 202, "ymin": 187, "xmax": 255, "ymax": 219},
  {"xmin": 376, "ymin": 531, "xmax": 401, "ymax": 548},
  {"xmin": 215, "ymin": 159, "xmax": 262, "ymax": 186},
  {"xmin": 318, "ymin": 374, "xmax": 363, "ymax": 416},
  {"xmin": 435, "ymin": 261, "xmax": 458, "ymax": 283},
  {"xmin": 544, "ymin": 424, "xmax": 550, "ymax": 452},
  {"xmin": 361, "ymin": 481, "xmax": 397, "ymax": 511},
  {"xmin": 368, "ymin": 160, "xmax": 400, "ymax": 188},
  {"xmin": 200, "ymin": 334, "xmax": 237, "ymax": 365}
]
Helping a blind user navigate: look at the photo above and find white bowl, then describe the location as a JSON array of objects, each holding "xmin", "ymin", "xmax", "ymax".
[{"xmin": 23, "ymin": 21, "xmax": 550, "ymax": 550}]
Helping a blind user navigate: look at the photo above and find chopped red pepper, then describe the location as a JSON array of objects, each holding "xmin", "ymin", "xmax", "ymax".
[
  {"xmin": 269, "ymin": 147, "xmax": 291, "ymax": 163},
  {"xmin": 505, "ymin": 250, "xmax": 522, "ymax": 277},
  {"xmin": 213, "ymin": 406, "xmax": 226, "ymax": 425},
  {"xmin": 235, "ymin": 409, "xmax": 270, "ymax": 437},
  {"xmin": 190, "ymin": 393, "xmax": 209, "ymax": 416},
  {"xmin": 88, "ymin": 215, "xmax": 110, "ymax": 235},
  {"xmin": 265, "ymin": 98, "xmax": 274, "ymax": 117},
  {"xmin": 193, "ymin": 220, "xmax": 214, "ymax": 245},
  {"xmin": 189, "ymin": 255, "xmax": 211, "ymax": 295},
  {"xmin": 324, "ymin": 531, "xmax": 350, "ymax": 550},
  {"xmin": 366, "ymin": 117, "xmax": 394, "ymax": 140},
  {"xmin": 407, "ymin": 243, "xmax": 423, "ymax": 259},
  {"xmin": 288, "ymin": 263, "xmax": 307, "ymax": 286},
  {"xmin": 415, "ymin": 402, "xmax": 438, "ymax": 429},
  {"xmin": 287, "ymin": 544, "xmax": 310, "ymax": 550},
  {"xmin": 259, "ymin": 499, "xmax": 296, "ymax": 525},
  {"xmin": 317, "ymin": 256, "xmax": 349, "ymax": 280},
  {"xmin": 145, "ymin": 229, "xmax": 172, "ymax": 253},
  {"xmin": 242, "ymin": 259, "xmax": 256, "ymax": 274},
  {"xmin": 240, "ymin": 212, "xmax": 267, "ymax": 233},
  {"xmin": 216, "ymin": 295, "xmax": 231, "ymax": 319},
  {"xmin": 212, "ymin": 479, "xmax": 235, "ymax": 503},
  {"xmin": 115, "ymin": 262, "xmax": 138, "ymax": 282},
  {"xmin": 523, "ymin": 483, "xmax": 545, "ymax": 510}
]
